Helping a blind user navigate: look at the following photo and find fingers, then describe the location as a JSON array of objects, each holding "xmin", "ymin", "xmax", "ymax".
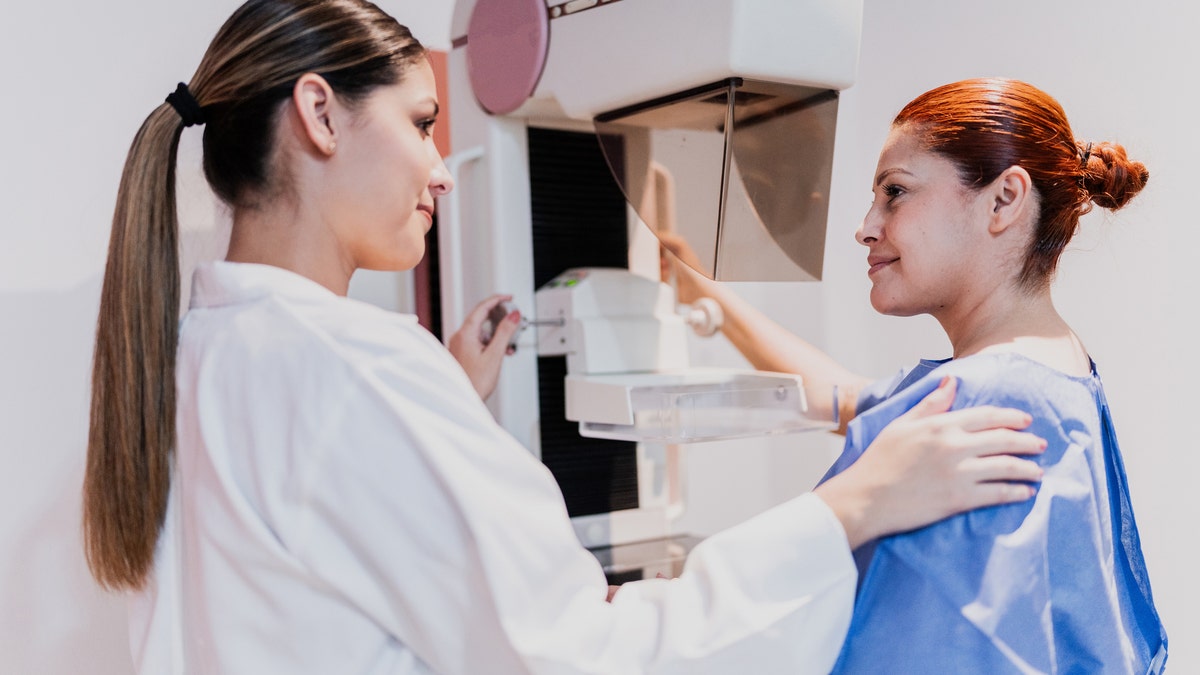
[
  {"xmin": 464, "ymin": 294, "xmax": 513, "ymax": 329},
  {"xmin": 937, "ymin": 405, "xmax": 1034, "ymax": 433},
  {"xmin": 964, "ymin": 454, "xmax": 1044, "ymax": 484},
  {"xmin": 658, "ymin": 232, "xmax": 705, "ymax": 271},
  {"xmin": 942, "ymin": 453, "xmax": 1044, "ymax": 517},
  {"xmin": 902, "ymin": 379, "xmax": 1036, "ymax": 436},
  {"xmin": 657, "ymin": 231, "xmax": 685, "ymax": 255},
  {"xmin": 957, "ymin": 481, "xmax": 1038, "ymax": 512},
  {"xmin": 902, "ymin": 377, "xmax": 956, "ymax": 419},
  {"xmin": 954, "ymin": 427, "xmax": 1047, "ymax": 458},
  {"xmin": 483, "ymin": 309, "xmax": 521, "ymax": 358}
]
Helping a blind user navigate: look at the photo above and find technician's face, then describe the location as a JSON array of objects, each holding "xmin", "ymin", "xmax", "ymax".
[
  {"xmin": 856, "ymin": 126, "xmax": 991, "ymax": 318},
  {"xmin": 332, "ymin": 60, "xmax": 453, "ymax": 272}
]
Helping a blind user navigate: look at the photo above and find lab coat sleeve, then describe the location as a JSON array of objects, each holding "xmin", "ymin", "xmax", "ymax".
[{"xmin": 283, "ymin": 337, "xmax": 857, "ymax": 675}]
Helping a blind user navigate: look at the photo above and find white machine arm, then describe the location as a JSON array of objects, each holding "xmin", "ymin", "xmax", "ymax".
[{"xmin": 534, "ymin": 268, "xmax": 832, "ymax": 442}]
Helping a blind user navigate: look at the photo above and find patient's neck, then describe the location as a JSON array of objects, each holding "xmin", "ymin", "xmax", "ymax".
[{"xmin": 941, "ymin": 289, "xmax": 1091, "ymax": 377}]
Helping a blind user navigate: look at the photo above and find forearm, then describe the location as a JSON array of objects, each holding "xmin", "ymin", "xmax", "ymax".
[
  {"xmin": 705, "ymin": 282, "xmax": 869, "ymax": 427},
  {"xmin": 811, "ymin": 471, "xmax": 884, "ymax": 550},
  {"xmin": 524, "ymin": 493, "xmax": 856, "ymax": 673}
]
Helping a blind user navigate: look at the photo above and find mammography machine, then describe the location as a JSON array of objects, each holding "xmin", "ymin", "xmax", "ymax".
[{"xmin": 440, "ymin": 0, "xmax": 864, "ymax": 576}]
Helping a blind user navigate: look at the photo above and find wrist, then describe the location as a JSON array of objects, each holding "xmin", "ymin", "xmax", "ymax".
[{"xmin": 813, "ymin": 474, "xmax": 880, "ymax": 550}]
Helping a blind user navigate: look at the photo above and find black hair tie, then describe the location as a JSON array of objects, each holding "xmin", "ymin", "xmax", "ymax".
[{"xmin": 166, "ymin": 82, "xmax": 206, "ymax": 128}]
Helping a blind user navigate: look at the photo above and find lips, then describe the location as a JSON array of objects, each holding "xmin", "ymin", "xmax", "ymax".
[
  {"xmin": 416, "ymin": 204, "xmax": 435, "ymax": 229},
  {"xmin": 867, "ymin": 255, "xmax": 898, "ymax": 275}
]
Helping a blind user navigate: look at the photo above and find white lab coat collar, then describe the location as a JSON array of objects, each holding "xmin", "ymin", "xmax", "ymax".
[{"xmin": 190, "ymin": 261, "xmax": 339, "ymax": 310}]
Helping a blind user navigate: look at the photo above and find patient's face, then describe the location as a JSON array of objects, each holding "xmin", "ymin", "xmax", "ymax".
[{"xmin": 856, "ymin": 125, "xmax": 996, "ymax": 320}]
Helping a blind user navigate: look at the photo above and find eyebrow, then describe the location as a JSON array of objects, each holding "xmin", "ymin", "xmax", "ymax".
[{"xmin": 875, "ymin": 167, "xmax": 914, "ymax": 186}]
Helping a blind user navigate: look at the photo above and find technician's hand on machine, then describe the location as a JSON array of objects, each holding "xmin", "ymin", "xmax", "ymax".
[
  {"xmin": 447, "ymin": 294, "xmax": 521, "ymax": 400},
  {"xmin": 813, "ymin": 376, "xmax": 1045, "ymax": 549}
]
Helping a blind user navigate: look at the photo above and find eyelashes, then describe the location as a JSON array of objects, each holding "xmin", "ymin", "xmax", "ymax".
[{"xmin": 869, "ymin": 184, "xmax": 906, "ymax": 207}]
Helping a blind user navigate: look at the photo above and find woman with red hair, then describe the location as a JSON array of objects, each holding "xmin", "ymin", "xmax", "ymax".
[
  {"xmin": 824, "ymin": 77, "xmax": 1166, "ymax": 673},
  {"xmin": 667, "ymin": 78, "xmax": 1167, "ymax": 672}
]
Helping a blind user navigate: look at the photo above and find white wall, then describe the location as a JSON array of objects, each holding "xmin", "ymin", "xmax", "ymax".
[{"xmin": 0, "ymin": 0, "xmax": 1192, "ymax": 673}]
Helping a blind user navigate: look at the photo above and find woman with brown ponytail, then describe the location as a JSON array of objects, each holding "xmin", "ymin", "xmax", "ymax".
[
  {"xmin": 667, "ymin": 78, "xmax": 1168, "ymax": 672},
  {"xmin": 82, "ymin": 3, "xmax": 1054, "ymax": 672}
]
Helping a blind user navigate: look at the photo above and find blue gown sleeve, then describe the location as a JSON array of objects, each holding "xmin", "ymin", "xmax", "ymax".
[{"xmin": 822, "ymin": 355, "xmax": 1167, "ymax": 675}]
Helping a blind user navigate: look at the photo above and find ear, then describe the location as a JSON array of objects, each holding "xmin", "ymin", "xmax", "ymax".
[
  {"xmin": 291, "ymin": 73, "xmax": 338, "ymax": 156},
  {"xmin": 985, "ymin": 165, "xmax": 1033, "ymax": 235}
]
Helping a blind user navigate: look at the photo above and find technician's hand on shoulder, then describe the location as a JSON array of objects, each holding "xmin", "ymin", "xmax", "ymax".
[{"xmin": 815, "ymin": 376, "xmax": 1046, "ymax": 548}]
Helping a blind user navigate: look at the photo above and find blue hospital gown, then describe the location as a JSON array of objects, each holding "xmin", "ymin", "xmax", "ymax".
[{"xmin": 822, "ymin": 353, "xmax": 1167, "ymax": 674}]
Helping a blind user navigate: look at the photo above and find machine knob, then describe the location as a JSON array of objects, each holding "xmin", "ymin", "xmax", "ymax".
[{"xmin": 685, "ymin": 297, "xmax": 724, "ymax": 337}]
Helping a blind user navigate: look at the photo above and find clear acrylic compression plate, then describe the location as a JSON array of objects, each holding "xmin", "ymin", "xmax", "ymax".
[
  {"xmin": 566, "ymin": 369, "xmax": 834, "ymax": 443},
  {"xmin": 594, "ymin": 78, "xmax": 840, "ymax": 282}
]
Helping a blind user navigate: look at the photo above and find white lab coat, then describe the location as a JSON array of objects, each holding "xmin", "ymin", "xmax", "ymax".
[{"xmin": 130, "ymin": 261, "xmax": 856, "ymax": 674}]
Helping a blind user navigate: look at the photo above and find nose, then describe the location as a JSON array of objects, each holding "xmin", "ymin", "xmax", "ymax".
[
  {"xmin": 429, "ymin": 147, "xmax": 454, "ymax": 197},
  {"xmin": 856, "ymin": 204, "xmax": 881, "ymax": 246}
]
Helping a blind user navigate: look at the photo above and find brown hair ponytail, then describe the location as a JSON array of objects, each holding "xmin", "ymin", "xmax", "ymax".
[
  {"xmin": 84, "ymin": 0, "xmax": 426, "ymax": 590},
  {"xmin": 84, "ymin": 105, "xmax": 185, "ymax": 590}
]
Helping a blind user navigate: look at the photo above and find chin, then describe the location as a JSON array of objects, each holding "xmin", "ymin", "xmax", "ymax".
[
  {"xmin": 393, "ymin": 250, "xmax": 426, "ymax": 272},
  {"xmin": 392, "ymin": 231, "xmax": 428, "ymax": 271},
  {"xmin": 361, "ymin": 244, "xmax": 426, "ymax": 273},
  {"xmin": 869, "ymin": 290, "xmax": 921, "ymax": 317}
]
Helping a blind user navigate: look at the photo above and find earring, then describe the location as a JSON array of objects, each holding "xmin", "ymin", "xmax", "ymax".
[{"xmin": 328, "ymin": 141, "xmax": 337, "ymax": 154}]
